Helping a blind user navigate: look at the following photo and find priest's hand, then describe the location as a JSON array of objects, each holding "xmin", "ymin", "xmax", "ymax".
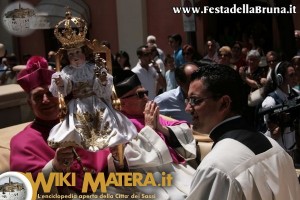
[
  {"xmin": 52, "ymin": 147, "xmax": 74, "ymax": 171},
  {"xmin": 144, "ymin": 101, "xmax": 170, "ymax": 137},
  {"xmin": 144, "ymin": 101, "xmax": 158, "ymax": 130}
]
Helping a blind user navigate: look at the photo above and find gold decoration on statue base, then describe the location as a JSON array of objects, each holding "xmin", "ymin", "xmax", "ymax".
[{"xmin": 74, "ymin": 108, "xmax": 114, "ymax": 150}]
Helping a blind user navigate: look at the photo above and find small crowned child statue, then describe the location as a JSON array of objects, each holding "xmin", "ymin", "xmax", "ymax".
[{"xmin": 47, "ymin": 10, "xmax": 137, "ymax": 152}]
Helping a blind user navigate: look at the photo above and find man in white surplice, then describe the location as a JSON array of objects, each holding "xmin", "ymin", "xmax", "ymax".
[{"xmin": 185, "ymin": 64, "xmax": 300, "ymax": 200}]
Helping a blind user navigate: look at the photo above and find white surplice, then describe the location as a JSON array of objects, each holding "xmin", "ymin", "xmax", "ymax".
[
  {"xmin": 109, "ymin": 123, "xmax": 197, "ymax": 200},
  {"xmin": 187, "ymin": 137, "xmax": 300, "ymax": 200}
]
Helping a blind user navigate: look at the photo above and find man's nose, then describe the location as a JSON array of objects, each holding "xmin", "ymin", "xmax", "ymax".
[{"xmin": 185, "ymin": 103, "xmax": 193, "ymax": 113}]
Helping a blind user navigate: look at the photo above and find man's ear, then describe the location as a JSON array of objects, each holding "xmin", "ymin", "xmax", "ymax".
[{"xmin": 219, "ymin": 95, "xmax": 231, "ymax": 111}]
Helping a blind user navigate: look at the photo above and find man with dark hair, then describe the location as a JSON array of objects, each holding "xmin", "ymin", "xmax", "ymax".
[
  {"xmin": 186, "ymin": 64, "xmax": 299, "ymax": 199},
  {"xmin": 132, "ymin": 45, "xmax": 166, "ymax": 100},
  {"xmin": 203, "ymin": 39, "xmax": 219, "ymax": 63},
  {"xmin": 168, "ymin": 34, "xmax": 184, "ymax": 68},
  {"xmin": 154, "ymin": 62, "xmax": 199, "ymax": 123}
]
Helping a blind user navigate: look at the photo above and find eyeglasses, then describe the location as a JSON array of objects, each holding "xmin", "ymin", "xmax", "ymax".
[
  {"xmin": 185, "ymin": 96, "xmax": 212, "ymax": 106},
  {"xmin": 121, "ymin": 90, "xmax": 148, "ymax": 99}
]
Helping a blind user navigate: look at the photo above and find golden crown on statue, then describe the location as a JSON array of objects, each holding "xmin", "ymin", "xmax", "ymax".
[{"xmin": 54, "ymin": 8, "xmax": 87, "ymax": 49}]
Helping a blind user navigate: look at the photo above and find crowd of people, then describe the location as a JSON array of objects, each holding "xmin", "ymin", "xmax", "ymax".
[
  {"xmin": 2, "ymin": 12, "xmax": 300, "ymax": 199},
  {"xmin": 0, "ymin": 45, "xmax": 18, "ymax": 85}
]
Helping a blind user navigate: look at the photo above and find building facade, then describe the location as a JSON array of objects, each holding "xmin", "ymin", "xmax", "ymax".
[{"xmin": 0, "ymin": 0, "xmax": 299, "ymax": 66}]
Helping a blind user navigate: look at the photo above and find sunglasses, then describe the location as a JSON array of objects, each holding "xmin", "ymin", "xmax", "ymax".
[{"xmin": 122, "ymin": 90, "xmax": 148, "ymax": 99}]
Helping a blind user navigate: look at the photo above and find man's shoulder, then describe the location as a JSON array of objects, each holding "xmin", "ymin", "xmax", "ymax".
[
  {"xmin": 11, "ymin": 122, "xmax": 41, "ymax": 144},
  {"xmin": 155, "ymin": 58, "xmax": 164, "ymax": 65},
  {"xmin": 0, "ymin": 122, "xmax": 30, "ymax": 173},
  {"xmin": 132, "ymin": 66, "xmax": 143, "ymax": 74},
  {"xmin": 196, "ymin": 153, "xmax": 232, "ymax": 180},
  {"xmin": 154, "ymin": 88, "xmax": 180, "ymax": 103},
  {"xmin": 200, "ymin": 139, "xmax": 253, "ymax": 171},
  {"xmin": 155, "ymin": 89, "xmax": 176, "ymax": 99},
  {"xmin": 157, "ymin": 47, "xmax": 164, "ymax": 53},
  {"xmin": 132, "ymin": 63, "xmax": 142, "ymax": 69}
]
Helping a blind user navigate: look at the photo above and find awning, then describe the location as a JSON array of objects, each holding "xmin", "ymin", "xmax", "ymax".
[{"xmin": 35, "ymin": 0, "xmax": 90, "ymax": 29}]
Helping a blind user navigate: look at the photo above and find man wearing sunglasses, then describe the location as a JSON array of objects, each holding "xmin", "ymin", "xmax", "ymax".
[
  {"xmin": 111, "ymin": 70, "xmax": 197, "ymax": 199},
  {"xmin": 186, "ymin": 64, "xmax": 299, "ymax": 199}
]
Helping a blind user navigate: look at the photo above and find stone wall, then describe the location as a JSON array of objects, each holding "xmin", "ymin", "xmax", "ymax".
[{"xmin": 0, "ymin": 84, "xmax": 34, "ymax": 128}]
